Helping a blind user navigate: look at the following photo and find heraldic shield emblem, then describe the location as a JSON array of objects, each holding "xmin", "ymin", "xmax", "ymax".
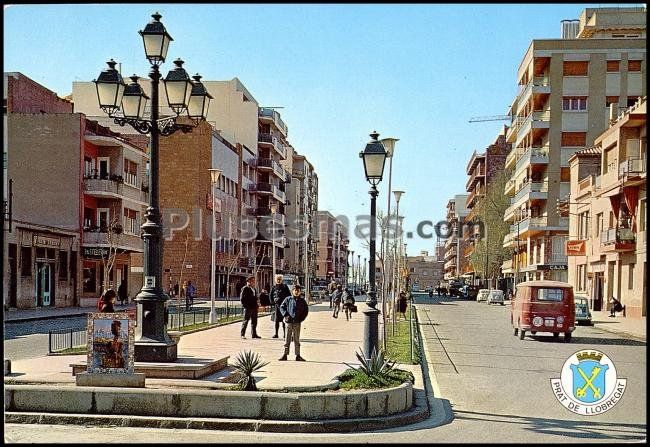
[
  {"xmin": 570, "ymin": 353, "xmax": 609, "ymax": 403},
  {"xmin": 551, "ymin": 349, "xmax": 627, "ymax": 415}
]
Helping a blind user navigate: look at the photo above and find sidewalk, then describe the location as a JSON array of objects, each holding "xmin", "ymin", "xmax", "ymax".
[
  {"xmin": 4, "ymin": 303, "xmax": 135, "ymax": 323},
  {"xmin": 590, "ymin": 310, "xmax": 646, "ymax": 342},
  {"xmin": 6, "ymin": 302, "xmax": 377, "ymax": 390}
]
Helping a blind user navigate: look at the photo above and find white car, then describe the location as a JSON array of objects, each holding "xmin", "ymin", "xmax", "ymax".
[
  {"xmin": 487, "ymin": 289, "xmax": 505, "ymax": 305},
  {"xmin": 477, "ymin": 289, "xmax": 490, "ymax": 302}
]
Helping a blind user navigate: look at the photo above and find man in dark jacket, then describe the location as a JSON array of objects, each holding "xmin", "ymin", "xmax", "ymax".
[
  {"xmin": 278, "ymin": 284, "xmax": 309, "ymax": 361},
  {"xmin": 240, "ymin": 276, "xmax": 261, "ymax": 339},
  {"xmin": 271, "ymin": 274, "xmax": 291, "ymax": 338}
]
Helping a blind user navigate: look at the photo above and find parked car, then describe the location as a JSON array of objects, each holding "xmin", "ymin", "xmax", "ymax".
[
  {"xmin": 574, "ymin": 295, "xmax": 593, "ymax": 325},
  {"xmin": 511, "ymin": 280, "xmax": 575, "ymax": 342},
  {"xmin": 462, "ymin": 285, "xmax": 480, "ymax": 300},
  {"xmin": 448, "ymin": 280, "xmax": 464, "ymax": 297},
  {"xmin": 486, "ymin": 289, "xmax": 504, "ymax": 305},
  {"xmin": 477, "ymin": 289, "xmax": 490, "ymax": 302}
]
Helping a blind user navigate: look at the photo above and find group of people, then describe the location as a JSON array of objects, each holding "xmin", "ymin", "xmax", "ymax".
[
  {"xmin": 328, "ymin": 283, "xmax": 357, "ymax": 321},
  {"xmin": 239, "ymin": 274, "xmax": 308, "ymax": 362}
]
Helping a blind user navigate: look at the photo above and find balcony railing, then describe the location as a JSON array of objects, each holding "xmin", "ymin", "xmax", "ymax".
[
  {"xmin": 272, "ymin": 185, "xmax": 286, "ymax": 203},
  {"xmin": 249, "ymin": 182, "xmax": 272, "ymax": 194},
  {"xmin": 259, "ymin": 107, "xmax": 288, "ymax": 137},
  {"xmin": 515, "ymin": 145, "xmax": 549, "ymax": 173},
  {"xmin": 84, "ymin": 178, "xmax": 149, "ymax": 203},
  {"xmin": 619, "ymin": 158, "xmax": 646, "ymax": 178},
  {"xmin": 83, "ymin": 231, "xmax": 143, "ymax": 252},
  {"xmin": 601, "ymin": 228, "xmax": 636, "ymax": 244},
  {"xmin": 465, "ymin": 165, "xmax": 486, "ymax": 190}
]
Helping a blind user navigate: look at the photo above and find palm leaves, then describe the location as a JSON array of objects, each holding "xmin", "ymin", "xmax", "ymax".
[
  {"xmin": 232, "ymin": 350, "xmax": 269, "ymax": 391},
  {"xmin": 345, "ymin": 347, "xmax": 396, "ymax": 379}
]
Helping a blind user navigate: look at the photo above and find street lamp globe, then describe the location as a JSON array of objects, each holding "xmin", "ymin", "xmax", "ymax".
[
  {"xmin": 359, "ymin": 131, "xmax": 387, "ymax": 186},
  {"xmin": 94, "ymin": 59, "xmax": 126, "ymax": 116},
  {"xmin": 164, "ymin": 59, "xmax": 193, "ymax": 115},
  {"xmin": 188, "ymin": 74, "xmax": 213, "ymax": 121},
  {"xmin": 139, "ymin": 12, "xmax": 173, "ymax": 65},
  {"xmin": 121, "ymin": 75, "xmax": 149, "ymax": 119}
]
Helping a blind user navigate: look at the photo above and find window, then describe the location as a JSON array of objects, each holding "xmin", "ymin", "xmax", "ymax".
[
  {"xmin": 562, "ymin": 96, "xmax": 588, "ymax": 111},
  {"xmin": 537, "ymin": 288, "xmax": 564, "ymax": 302},
  {"xmin": 606, "ymin": 96, "xmax": 619, "ymax": 107},
  {"xmin": 563, "ymin": 61, "xmax": 588, "ymax": 76},
  {"xmin": 84, "ymin": 157, "xmax": 94, "ymax": 178},
  {"xmin": 59, "ymin": 251, "xmax": 68, "ymax": 280},
  {"xmin": 606, "ymin": 60, "xmax": 620, "ymax": 72},
  {"xmin": 595, "ymin": 213, "xmax": 604, "ymax": 238},
  {"xmin": 561, "ymin": 132, "xmax": 586, "ymax": 147},
  {"xmin": 124, "ymin": 208, "xmax": 139, "ymax": 234},
  {"xmin": 577, "ymin": 264, "xmax": 586, "ymax": 291},
  {"xmin": 21, "ymin": 246, "xmax": 32, "ymax": 276},
  {"xmin": 123, "ymin": 159, "xmax": 138, "ymax": 186},
  {"xmin": 628, "ymin": 60, "xmax": 641, "ymax": 72},
  {"xmin": 628, "ymin": 263, "xmax": 635, "ymax": 290}
]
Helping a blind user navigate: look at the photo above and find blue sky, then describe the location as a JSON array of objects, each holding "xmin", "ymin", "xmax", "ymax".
[{"xmin": 4, "ymin": 3, "xmax": 625, "ymax": 259}]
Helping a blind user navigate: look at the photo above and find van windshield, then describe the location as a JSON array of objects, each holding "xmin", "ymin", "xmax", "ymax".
[{"xmin": 537, "ymin": 288, "xmax": 564, "ymax": 302}]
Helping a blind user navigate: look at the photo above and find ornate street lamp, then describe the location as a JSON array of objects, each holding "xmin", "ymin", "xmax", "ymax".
[
  {"xmin": 93, "ymin": 12, "xmax": 212, "ymax": 362},
  {"xmin": 359, "ymin": 131, "xmax": 387, "ymax": 360}
]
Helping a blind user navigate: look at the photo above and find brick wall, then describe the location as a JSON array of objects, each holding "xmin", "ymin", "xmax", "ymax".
[
  {"xmin": 6, "ymin": 72, "xmax": 73, "ymax": 114},
  {"xmin": 159, "ymin": 121, "xmax": 213, "ymax": 295}
]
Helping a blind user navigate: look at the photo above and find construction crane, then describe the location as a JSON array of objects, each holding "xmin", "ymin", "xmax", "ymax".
[{"xmin": 468, "ymin": 115, "xmax": 511, "ymax": 123}]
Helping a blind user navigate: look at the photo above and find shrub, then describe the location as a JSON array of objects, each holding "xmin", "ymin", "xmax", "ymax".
[
  {"xmin": 232, "ymin": 350, "xmax": 269, "ymax": 391},
  {"xmin": 344, "ymin": 347, "xmax": 396, "ymax": 380}
]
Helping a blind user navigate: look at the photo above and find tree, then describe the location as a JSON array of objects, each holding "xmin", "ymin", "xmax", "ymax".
[
  {"xmin": 100, "ymin": 211, "xmax": 125, "ymax": 293},
  {"xmin": 469, "ymin": 169, "xmax": 514, "ymax": 286}
]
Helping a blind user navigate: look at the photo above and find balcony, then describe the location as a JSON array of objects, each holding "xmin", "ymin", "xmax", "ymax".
[
  {"xmin": 518, "ymin": 76, "xmax": 551, "ymax": 108},
  {"xmin": 465, "ymin": 165, "xmax": 486, "ymax": 191},
  {"xmin": 501, "ymin": 259, "xmax": 513, "ymax": 272},
  {"xmin": 515, "ymin": 146, "xmax": 549, "ymax": 174},
  {"xmin": 619, "ymin": 157, "xmax": 646, "ymax": 181},
  {"xmin": 83, "ymin": 178, "xmax": 149, "ymax": 204},
  {"xmin": 504, "ymin": 180, "xmax": 549, "ymax": 219},
  {"xmin": 83, "ymin": 231, "xmax": 143, "ymax": 252},
  {"xmin": 506, "ymin": 116, "xmax": 524, "ymax": 144},
  {"xmin": 249, "ymin": 182, "xmax": 273, "ymax": 195},
  {"xmin": 465, "ymin": 151, "xmax": 486, "ymax": 175},
  {"xmin": 272, "ymin": 185, "xmax": 286, "ymax": 203},
  {"xmin": 259, "ymin": 107, "xmax": 288, "ymax": 137},
  {"xmin": 515, "ymin": 110, "xmax": 551, "ymax": 147},
  {"xmin": 466, "ymin": 186, "xmax": 484, "ymax": 209},
  {"xmin": 444, "ymin": 259, "xmax": 457, "ymax": 271},
  {"xmin": 601, "ymin": 228, "xmax": 636, "ymax": 252},
  {"xmin": 504, "ymin": 178, "xmax": 517, "ymax": 196}
]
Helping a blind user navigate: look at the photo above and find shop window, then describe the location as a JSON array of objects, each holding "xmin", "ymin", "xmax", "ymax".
[
  {"xmin": 21, "ymin": 247, "xmax": 32, "ymax": 276},
  {"xmin": 59, "ymin": 251, "xmax": 68, "ymax": 280},
  {"xmin": 563, "ymin": 61, "xmax": 588, "ymax": 76},
  {"xmin": 606, "ymin": 60, "xmax": 620, "ymax": 72},
  {"xmin": 627, "ymin": 60, "xmax": 641, "ymax": 72}
]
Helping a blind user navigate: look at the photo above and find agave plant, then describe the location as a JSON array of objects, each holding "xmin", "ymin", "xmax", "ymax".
[
  {"xmin": 232, "ymin": 350, "xmax": 269, "ymax": 391},
  {"xmin": 345, "ymin": 347, "xmax": 396, "ymax": 379}
]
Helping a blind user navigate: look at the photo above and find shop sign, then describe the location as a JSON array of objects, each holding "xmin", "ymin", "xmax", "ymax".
[
  {"xmin": 83, "ymin": 247, "xmax": 110, "ymax": 259},
  {"xmin": 566, "ymin": 239, "xmax": 586, "ymax": 256},
  {"xmin": 33, "ymin": 235, "xmax": 61, "ymax": 247},
  {"xmin": 539, "ymin": 264, "xmax": 568, "ymax": 271}
]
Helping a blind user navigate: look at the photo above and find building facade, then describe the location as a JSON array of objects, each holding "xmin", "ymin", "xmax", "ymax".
[
  {"xmin": 567, "ymin": 97, "xmax": 646, "ymax": 318},
  {"xmin": 443, "ymin": 195, "xmax": 469, "ymax": 280},
  {"xmin": 501, "ymin": 7, "xmax": 646, "ymax": 285},
  {"xmin": 315, "ymin": 211, "xmax": 349, "ymax": 285},
  {"xmin": 464, "ymin": 128, "xmax": 511, "ymax": 281},
  {"xmin": 407, "ymin": 251, "xmax": 444, "ymax": 291}
]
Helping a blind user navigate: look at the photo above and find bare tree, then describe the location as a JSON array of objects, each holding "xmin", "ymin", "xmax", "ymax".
[{"xmin": 100, "ymin": 212, "xmax": 125, "ymax": 293}]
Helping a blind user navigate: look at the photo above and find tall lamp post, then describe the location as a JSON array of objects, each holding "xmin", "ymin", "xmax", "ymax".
[
  {"xmin": 350, "ymin": 250, "xmax": 355, "ymax": 288},
  {"xmin": 94, "ymin": 12, "xmax": 212, "ymax": 362},
  {"xmin": 270, "ymin": 204, "xmax": 278, "ymax": 281},
  {"xmin": 379, "ymin": 137, "xmax": 399, "ymax": 331},
  {"xmin": 392, "ymin": 191, "xmax": 404, "ymax": 336},
  {"xmin": 209, "ymin": 168, "xmax": 222, "ymax": 324},
  {"xmin": 359, "ymin": 131, "xmax": 388, "ymax": 360}
]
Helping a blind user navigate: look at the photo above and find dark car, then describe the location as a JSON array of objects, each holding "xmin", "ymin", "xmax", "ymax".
[
  {"xmin": 448, "ymin": 281, "xmax": 464, "ymax": 297},
  {"xmin": 462, "ymin": 285, "xmax": 480, "ymax": 300}
]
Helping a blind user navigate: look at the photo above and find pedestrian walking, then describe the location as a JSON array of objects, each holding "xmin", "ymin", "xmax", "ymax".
[
  {"xmin": 328, "ymin": 280, "xmax": 337, "ymax": 308},
  {"xmin": 278, "ymin": 284, "xmax": 309, "ymax": 361},
  {"xmin": 98, "ymin": 289, "xmax": 117, "ymax": 313},
  {"xmin": 342, "ymin": 287, "xmax": 356, "ymax": 321},
  {"xmin": 270, "ymin": 274, "xmax": 290, "ymax": 338},
  {"xmin": 397, "ymin": 290, "xmax": 408, "ymax": 320},
  {"xmin": 331, "ymin": 284, "xmax": 343, "ymax": 318},
  {"xmin": 240, "ymin": 275, "xmax": 261, "ymax": 339},
  {"xmin": 186, "ymin": 281, "xmax": 196, "ymax": 307},
  {"xmin": 117, "ymin": 280, "xmax": 127, "ymax": 306}
]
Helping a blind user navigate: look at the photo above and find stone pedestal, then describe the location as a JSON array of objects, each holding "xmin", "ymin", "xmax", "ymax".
[{"xmin": 76, "ymin": 372, "xmax": 145, "ymax": 388}]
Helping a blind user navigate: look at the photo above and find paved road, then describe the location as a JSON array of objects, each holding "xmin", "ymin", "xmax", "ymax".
[{"xmin": 5, "ymin": 294, "xmax": 646, "ymax": 443}]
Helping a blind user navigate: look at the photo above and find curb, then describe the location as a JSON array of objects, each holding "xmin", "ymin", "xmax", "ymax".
[
  {"xmin": 4, "ymin": 389, "xmax": 429, "ymax": 433},
  {"xmin": 592, "ymin": 324, "xmax": 646, "ymax": 343}
]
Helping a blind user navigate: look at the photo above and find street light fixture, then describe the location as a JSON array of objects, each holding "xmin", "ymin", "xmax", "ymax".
[
  {"xmin": 94, "ymin": 12, "xmax": 212, "ymax": 362},
  {"xmin": 359, "ymin": 131, "xmax": 387, "ymax": 360},
  {"xmin": 209, "ymin": 168, "xmax": 222, "ymax": 324}
]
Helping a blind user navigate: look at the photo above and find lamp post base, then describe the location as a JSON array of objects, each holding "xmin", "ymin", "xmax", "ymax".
[
  {"xmin": 209, "ymin": 310, "xmax": 216, "ymax": 324},
  {"xmin": 134, "ymin": 340, "xmax": 178, "ymax": 363},
  {"xmin": 362, "ymin": 305, "xmax": 380, "ymax": 361}
]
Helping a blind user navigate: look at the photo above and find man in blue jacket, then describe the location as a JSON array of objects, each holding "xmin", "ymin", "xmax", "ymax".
[{"xmin": 278, "ymin": 284, "xmax": 309, "ymax": 361}]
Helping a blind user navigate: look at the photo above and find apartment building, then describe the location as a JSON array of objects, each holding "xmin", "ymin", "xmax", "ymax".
[
  {"xmin": 501, "ymin": 7, "xmax": 646, "ymax": 285},
  {"xmin": 5, "ymin": 72, "xmax": 147, "ymax": 309},
  {"xmin": 464, "ymin": 128, "xmax": 511, "ymax": 280},
  {"xmin": 443, "ymin": 194, "xmax": 469, "ymax": 280},
  {"xmin": 567, "ymin": 97, "xmax": 646, "ymax": 318},
  {"xmin": 315, "ymin": 211, "xmax": 349, "ymax": 284},
  {"xmin": 407, "ymin": 251, "xmax": 444, "ymax": 291},
  {"xmin": 284, "ymin": 152, "xmax": 319, "ymax": 291}
]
